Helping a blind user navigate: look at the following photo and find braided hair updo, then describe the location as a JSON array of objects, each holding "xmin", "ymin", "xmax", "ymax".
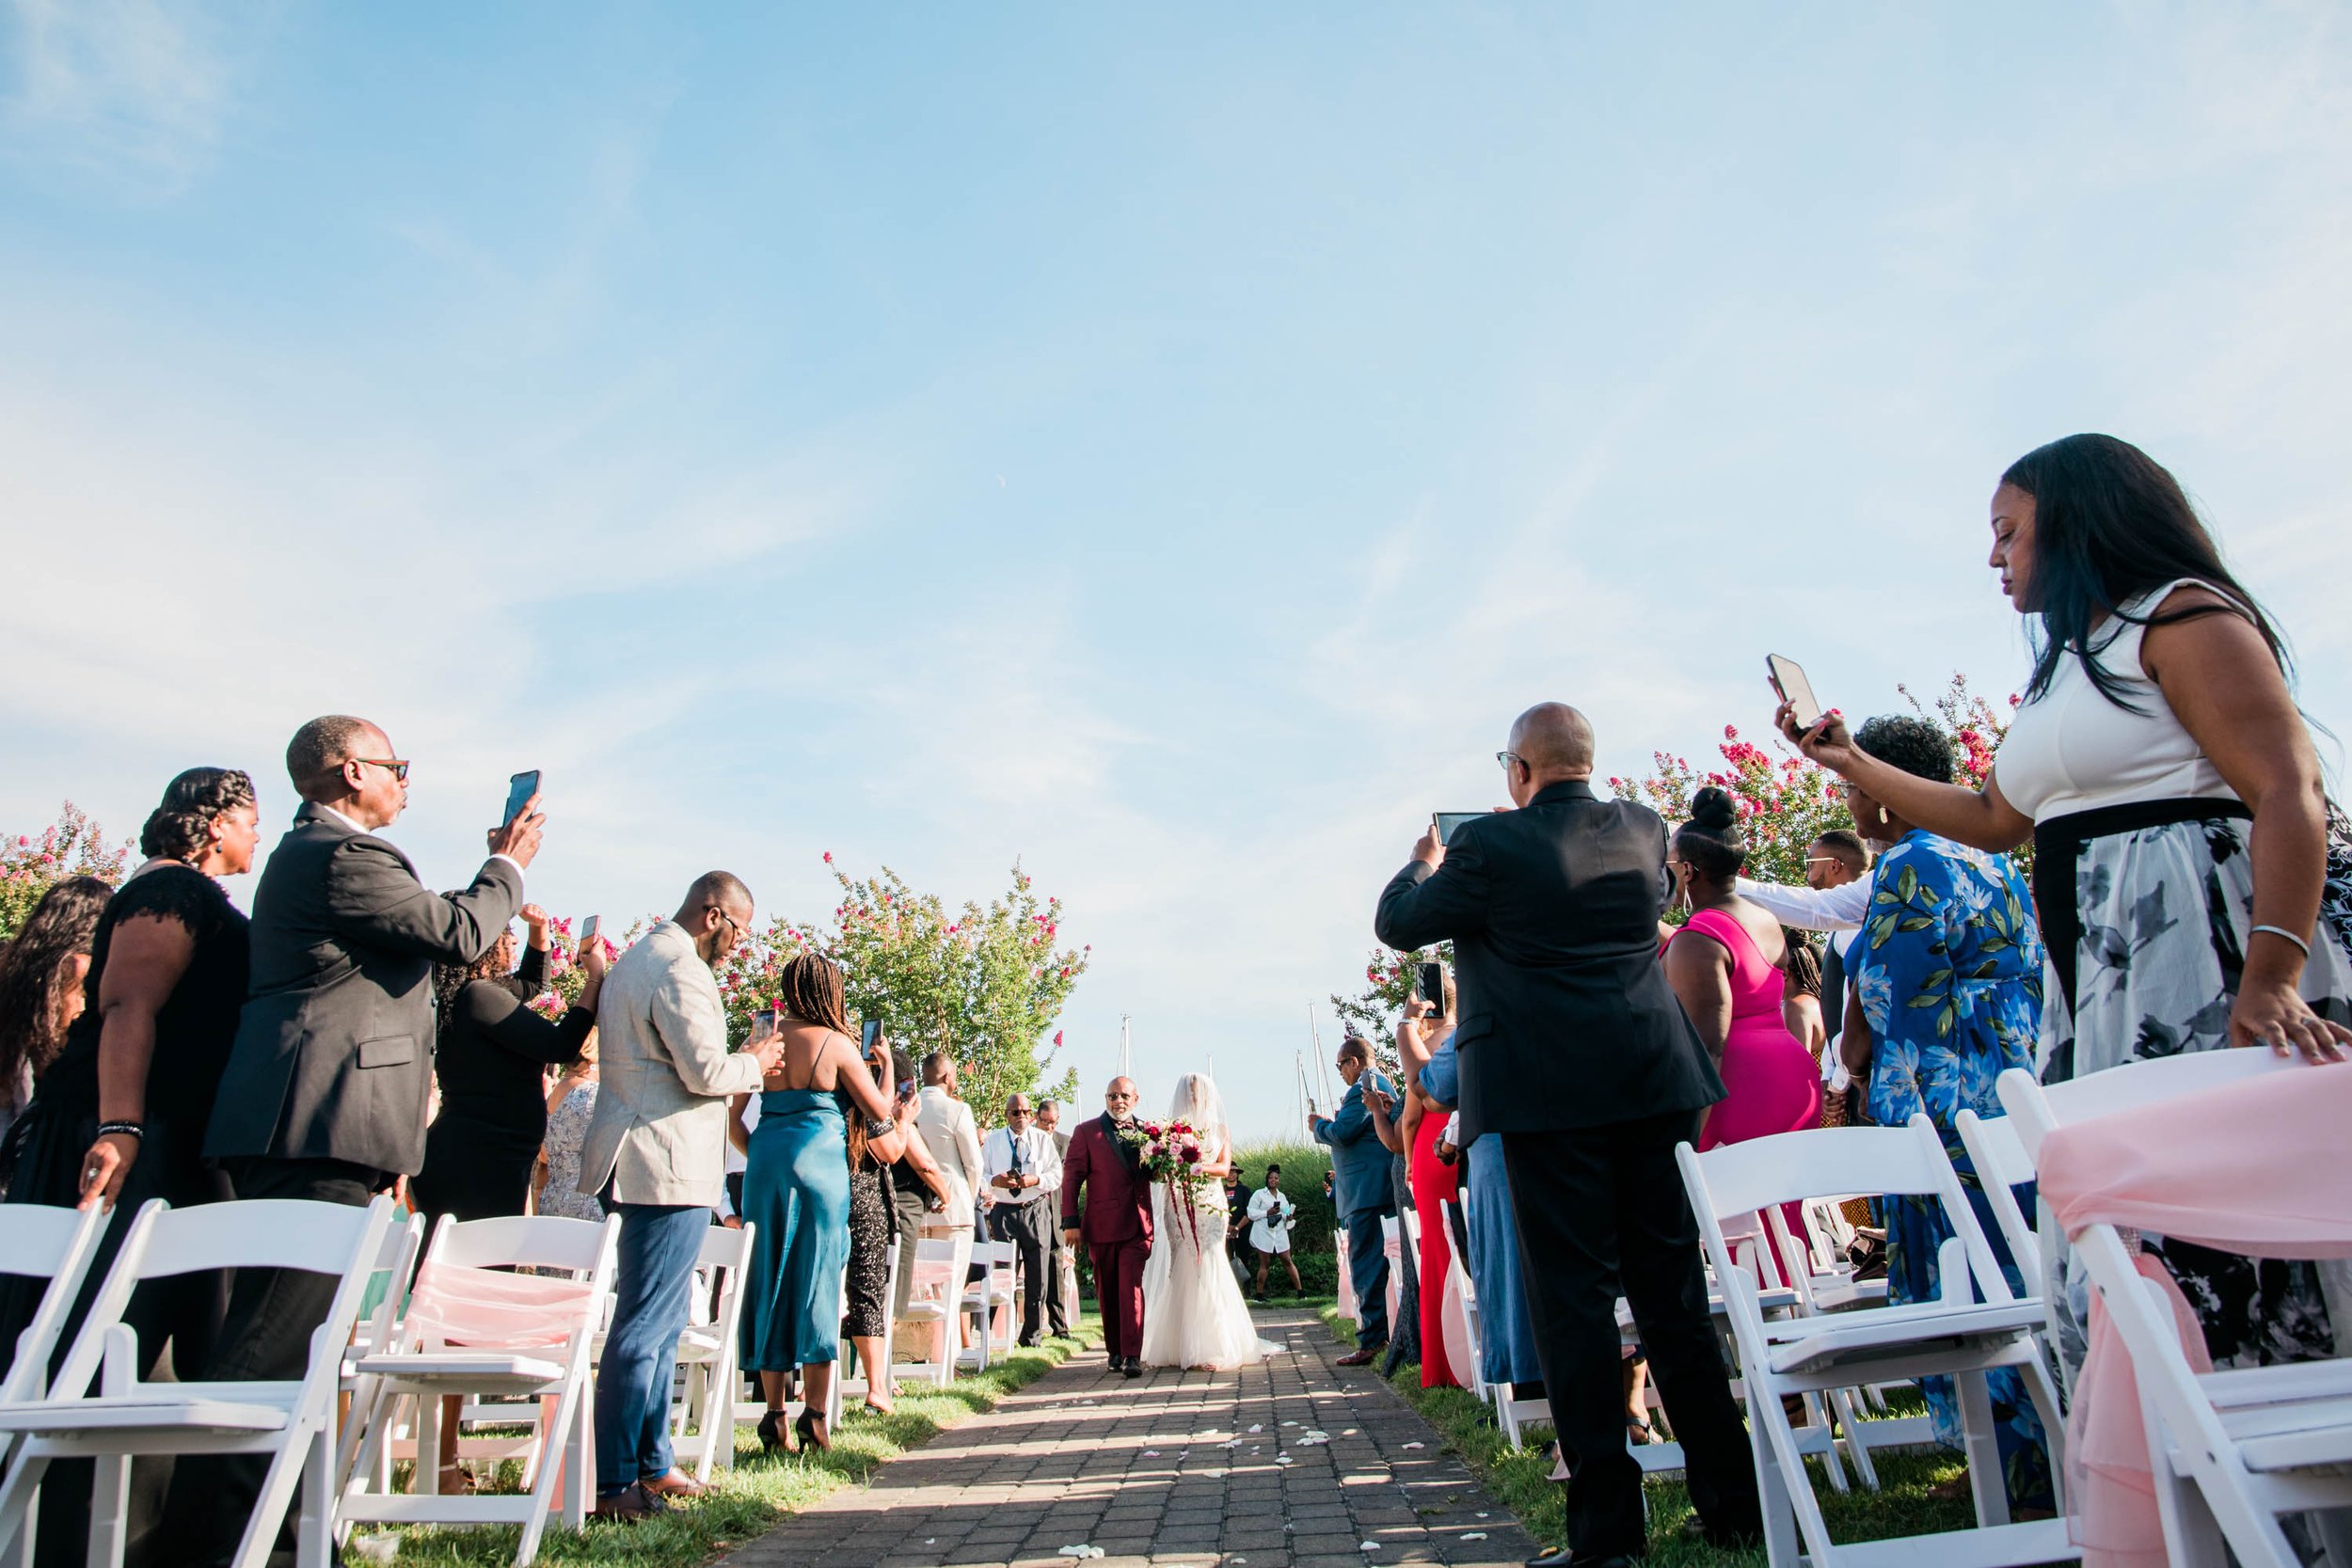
[
  {"xmin": 778, "ymin": 952, "xmax": 852, "ymax": 1037},
  {"xmin": 139, "ymin": 768, "xmax": 257, "ymax": 863},
  {"xmin": 1674, "ymin": 785, "xmax": 1749, "ymax": 881}
]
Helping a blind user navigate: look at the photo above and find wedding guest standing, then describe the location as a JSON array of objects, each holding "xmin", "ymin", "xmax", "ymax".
[
  {"xmin": 914, "ymin": 1053, "xmax": 984, "ymax": 1238},
  {"xmin": 189, "ymin": 718, "xmax": 539, "ymax": 1564},
  {"xmin": 534, "ymin": 1034, "xmax": 603, "ymax": 1223},
  {"xmin": 1832, "ymin": 716, "xmax": 2051, "ymax": 1513},
  {"xmin": 1310, "ymin": 1037, "xmax": 1395, "ymax": 1366},
  {"xmin": 1376, "ymin": 703, "xmax": 1761, "ymax": 1562},
  {"xmin": 1035, "ymin": 1098, "xmax": 1078, "ymax": 1330},
  {"xmin": 412, "ymin": 906, "xmax": 603, "ymax": 1223},
  {"xmin": 1418, "ymin": 1038, "xmax": 1543, "ymax": 1395},
  {"xmin": 1662, "ymin": 787, "xmax": 1824, "ymax": 1152},
  {"xmin": 581, "ymin": 872, "xmax": 783, "ymax": 1519},
  {"xmin": 0, "ymin": 769, "xmax": 258, "ymax": 1567},
  {"xmin": 842, "ymin": 1035, "xmax": 911, "ymax": 1416},
  {"xmin": 1246, "ymin": 1164, "xmax": 1303, "ymax": 1298},
  {"xmin": 1783, "ymin": 432, "xmax": 2352, "ymax": 1381},
  {"xmin": 886, "ymin": 1048, "xmax": 954, "ymax": 1321},
  {"xmin": 982, "ymin": 1092, "xmax": 1063, "ymax": 1347},
  {"xmin": 727, "ymin": 954, "xmax": 892, "ymax": 1454},
  {"xmin": 0, "ymin": 876, "xmax": 110, "ymax": 1148},
  {"xmin": 1364, "ymin": 1001, "xmax": 1457, "ymax": 1389},
  {"xmin": 1060, "ymin": 1075, "xmax": 1152, "ymax": 1376}
]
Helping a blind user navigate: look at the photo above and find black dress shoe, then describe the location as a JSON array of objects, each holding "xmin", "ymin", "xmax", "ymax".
[{"xmin": 1122, "ymin": 1356, "xmax": 1144, "ymax": 1377}]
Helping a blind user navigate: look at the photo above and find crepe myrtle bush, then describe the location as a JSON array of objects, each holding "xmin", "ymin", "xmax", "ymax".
[{"xmin": 1, "ymin": 803, "xmax": 132, "ymax": 942}]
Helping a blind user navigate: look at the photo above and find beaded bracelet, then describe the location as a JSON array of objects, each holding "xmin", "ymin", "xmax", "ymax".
[{"xmin": 95, "ymin": 1120, "xmax": 145, "ymax": 1140}]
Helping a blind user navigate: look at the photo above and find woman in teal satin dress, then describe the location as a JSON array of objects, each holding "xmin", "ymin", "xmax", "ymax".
[{"xmin": 728, "ymin": 954, "xmax": 897, "ymax": 1453}]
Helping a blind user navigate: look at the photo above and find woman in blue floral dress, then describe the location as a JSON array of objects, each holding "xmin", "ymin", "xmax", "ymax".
[{"xmin": 1842, "ymin": 715, "xmax": 2052, "ymax": 1513}]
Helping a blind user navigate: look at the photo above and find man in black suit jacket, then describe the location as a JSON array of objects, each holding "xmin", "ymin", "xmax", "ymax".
[
  {"xmin": 1375, "ymin": 703, "xmax": 1759, "ymax": 1568},
  {"xmin": 184, "ymin": 715, "xmax": 541, "ymax": 1564}
]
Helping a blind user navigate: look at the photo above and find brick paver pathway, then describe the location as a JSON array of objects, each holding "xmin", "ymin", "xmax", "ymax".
[{"xmin": 721, "ymin": 1307, "xmax": 1538, "ymax": 1568}]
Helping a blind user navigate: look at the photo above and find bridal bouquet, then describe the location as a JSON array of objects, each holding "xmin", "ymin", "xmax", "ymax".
[{"xmin": 1132, "ymin": 1118, "xmax": 1213, "ymax": 1251}]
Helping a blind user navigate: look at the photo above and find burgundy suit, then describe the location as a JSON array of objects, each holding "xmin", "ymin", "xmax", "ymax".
[{"xmin": 1059, "ymin": 1112, "xmax": 1153, "ymax": 1360}]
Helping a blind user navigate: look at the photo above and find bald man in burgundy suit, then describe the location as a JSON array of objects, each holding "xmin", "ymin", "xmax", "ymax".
[{"xmin": 1060, "ymin": 1075, "xmax": 1153, "ymax": 1376}]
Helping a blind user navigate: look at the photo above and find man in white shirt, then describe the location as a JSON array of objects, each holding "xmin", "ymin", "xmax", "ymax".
[
  {"xmin": 982, "ymin": 1092, "xmax": 1065, "ymax": 1345},
  {"xmin": 914, "ymin": 1053, "xmax": 985, "ymax": 1233},
  {"xmin": 1246, "ymin": 1163, "xmax": 1303, "ymax": 1299}
]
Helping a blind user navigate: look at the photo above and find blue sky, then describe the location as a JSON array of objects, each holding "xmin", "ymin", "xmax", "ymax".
[{"xmin": 6, "ymin": 4, "xmax": 2350, "ymax": 1139}]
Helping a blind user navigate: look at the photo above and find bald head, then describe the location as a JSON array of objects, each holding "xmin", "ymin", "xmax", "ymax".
[
  {"xmin": 1508, "ymin": 704, "xmax": 1596, "ymax": 776},
  {"xmin": 1104, "ymin": 1076, "xmax": 1138, "ymax": 1117}
]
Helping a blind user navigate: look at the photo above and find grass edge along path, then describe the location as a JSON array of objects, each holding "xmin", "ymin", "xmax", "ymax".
[
  {"xmin": 1318, "ymin": 1307, "xmax": 1982, "ymax": 1568},
  {"xmin": 364, "ymin": 1316, "xmax": 1102, "ymax": 1567}
]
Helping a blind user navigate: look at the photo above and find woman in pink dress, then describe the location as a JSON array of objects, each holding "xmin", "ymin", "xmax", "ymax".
[{"xmin": 1662, "ymin": 787, "xmax": 1825, "ymax": 1156}]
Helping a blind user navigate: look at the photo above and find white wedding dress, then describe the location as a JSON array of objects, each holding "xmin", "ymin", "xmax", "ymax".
[{"xmin": 1137, "ymin": 1076, "xmax": 1281, "ymax": 1370}]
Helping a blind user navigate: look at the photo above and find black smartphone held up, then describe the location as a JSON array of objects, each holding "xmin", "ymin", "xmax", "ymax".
[
  {"xmin": 1416, "ymin": 960, "xmax": 1445, "ymax": 1012},
  {"xmin": 502, "ymin": 769, "xmax": 541, "ymax": 826},
  {"xmin": 1433, "ymin": 812, "xmax": 1484, "ymax": 847},
  {"xmin": 861, "ymin": 1019, "xmax": 882, "ymax": 1061},
  {"xmin": 1766, "ymin": 655, "xmax": 1824, "ymax": 733},
  {"xmin": 580, "ymin": 914, "xmax": 601, "ymax": 948}
]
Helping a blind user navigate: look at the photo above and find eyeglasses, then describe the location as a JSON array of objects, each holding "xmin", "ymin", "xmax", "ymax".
[
  {"xmin": 1007, "ymin": 1106, "xmax": 1032, "ymax": 1118},
  {"xmin": 1803, "ymin": 856, "xmax": 1843, "ymax": 867},
  {"xmin": 1496, "ymin": 751, "xmax": 1523, "ymax": 772},
  {"xmin": 353, "ymin": 757, "xmax": 410, "ymax": 783}
]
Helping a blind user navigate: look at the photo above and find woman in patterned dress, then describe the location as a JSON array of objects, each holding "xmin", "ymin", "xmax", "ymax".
[
  {"xmin": 1785, "ymin": 432, "xmax": 2352, "ymax": 1386},
  {"xmin": 1836, "ymin": 715, "xmax": 2050, "ymax": 1513}
]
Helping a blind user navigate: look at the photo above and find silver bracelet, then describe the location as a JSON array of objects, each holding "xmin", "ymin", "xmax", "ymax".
[{"xmin": 2250, "ymin": 924, "xmax": 2312, "ymax": 958}]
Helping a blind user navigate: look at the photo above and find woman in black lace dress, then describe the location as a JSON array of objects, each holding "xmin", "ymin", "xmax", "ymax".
[
  {"xmin": 0, "ymin": 768, "xmax": 260, "ymax": 1567},
  {"xmin": 842, "ymin": 1036, "xmax": 912, "ymax": 1415}
]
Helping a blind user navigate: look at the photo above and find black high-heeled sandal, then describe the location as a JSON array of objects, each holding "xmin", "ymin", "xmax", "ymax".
[
  {"xmin": 796, "ymin": 1408, "xmax": 831, "ymax": 1452},
  {"xmin": 756, "ymin": 1409, "xmax": 799, "ymax": 1455}
]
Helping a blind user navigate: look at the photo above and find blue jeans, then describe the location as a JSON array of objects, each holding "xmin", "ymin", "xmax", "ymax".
[
  {"xmin": 595, "ymin": 1202, "xmax": 708, "ymax": 1494},
  {"xmin": 1343, "ymin": 1208, "xmax": 1391, "ymax": 1348}
]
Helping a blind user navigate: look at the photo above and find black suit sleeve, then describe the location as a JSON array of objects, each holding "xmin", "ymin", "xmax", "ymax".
[
  {"xmin": 322, "ymin": 838, "xmax": 522, "ymax": 967},
  {"xmin": 514, "ymin": 942, "xmax": 548, "ymax": 990},
  {"xmin": 459, "ymin": 979, "xmax": 592, "ymax": 1066},
  {"xmin": 1375, "ymin": 827, "xmax": 1492, "ymax": 950}
]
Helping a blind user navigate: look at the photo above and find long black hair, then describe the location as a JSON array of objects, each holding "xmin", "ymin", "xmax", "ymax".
[
  {"xmin": 0, "ymin": 876, "xmax": 112, "ymax": 1095},
  {"xmin": 2004, "ymin": 434, "xmax": 2289, "ymax": 713}
]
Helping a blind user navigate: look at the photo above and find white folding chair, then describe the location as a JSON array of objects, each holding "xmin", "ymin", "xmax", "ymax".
[
  {"xmin": 0, "ymin": 1203, "xmax": 108, "ymax": 1462},
  {"xmin": 1379, "ymin": 1215, "xmax": 1404, "ymax": 1338},
  {"xmin": 331, "ymin": 1212, "xmax": 426, "ymax": 1501},
  {"xmin": 339, "ymin": 1212, "xmax": 617, "ymax": 1567},
  {"xmin": 1951, "ymin": 1109, "xmax": 2046, "ymax": 1303},
  {"xmin": 895, "ymin": 1233, "xmax": 971, "ymax": 1389},
  {"xmin": 0, "ymin": 1196, "xmax": 395, "ymax": 1568},
  {"xmin": 669, "ymin": 1220, "xmax": 753, "ymax": 1481},
  {"xmin": 1998, "ymin": 1056, "xmax": 2352, "ymax": 1568},
  {"xmin": 1678, "ymin": 1119, "xmax": 2074, "ymax": 1568},
  {"xmin": 960, "ymin": 1242, "xmax": 1016, "ymax": 1370},
  {"xmin": 1333, "ymin": 1228, "xmax": 1356, "ymax": 1320},
  {"xmin": 1438, "ymin": 1199, "xmax": 1491, "ymax": 1407}
]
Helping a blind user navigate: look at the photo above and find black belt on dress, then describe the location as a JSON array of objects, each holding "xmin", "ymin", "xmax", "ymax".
[{"xmin": 2033, "ymin": 795, "xmax": 2251, "ymax": 1016}]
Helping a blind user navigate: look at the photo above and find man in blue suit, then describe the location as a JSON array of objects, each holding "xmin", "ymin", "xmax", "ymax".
[{"xmin": 1311, "ymin": 1036, "xmax": 1397, "ymax": 1365}]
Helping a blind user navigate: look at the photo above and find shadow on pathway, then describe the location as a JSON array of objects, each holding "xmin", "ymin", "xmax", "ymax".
[{"xmin": 720, "ymin": 1307, "xmax": 1537, "ymax": 1568}]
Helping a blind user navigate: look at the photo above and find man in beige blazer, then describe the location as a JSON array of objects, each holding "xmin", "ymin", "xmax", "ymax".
[{"xmin": 580, "ymin": 871, "xmax": 783, "ymax": 1518}]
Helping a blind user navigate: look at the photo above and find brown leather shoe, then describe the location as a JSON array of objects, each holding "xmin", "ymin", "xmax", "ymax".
[
  {"xmin": 1336, "ymin": 1342, "xmax": 1387, "ymax": 1367},
  {"xmin": 640, "ymin": 1469, "xmax": 707, "ymax": 1499},
  {"xmin": 590, "ymin": 1482, "xmax": 667, "ymax": 1522}
]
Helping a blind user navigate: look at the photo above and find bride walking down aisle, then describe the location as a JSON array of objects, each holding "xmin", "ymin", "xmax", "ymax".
[{"xmin": 1139, "ymin": 1073, "xmax": 1282, "ymax": 1371}]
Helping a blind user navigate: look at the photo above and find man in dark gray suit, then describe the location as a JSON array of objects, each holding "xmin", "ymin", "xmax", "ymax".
[
  {"xmin": 184, "ymin": 714, "xmax": 541, "ymax": 1563},
  {"xmin": 1310, "ymin": 1037, "xmax": 1396, "ymax": 1364}
]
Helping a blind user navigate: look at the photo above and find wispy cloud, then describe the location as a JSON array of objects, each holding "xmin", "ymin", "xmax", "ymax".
[{"xmin": 1, "ymin": 0, "xmax": 240, "ymax": 194}]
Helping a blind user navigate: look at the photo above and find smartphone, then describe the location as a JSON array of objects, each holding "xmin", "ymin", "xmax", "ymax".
[
  {"xmin": 1765, "ymin": 655, "xmax": 1824, "ymax": 732},
  {"xmin": 1433, "ymin": 812, "xmax": 1485, "ymax": 846},
  {"xmin": 1416, "ymin": 960, "xmax": 1445, "ymax": 1011},
  {"xmin": 502, "ymin": 769, "xmax": 541, "ymax": 826},
  {"xmin": 580, "ymin": 914, "xmax": 601, "ymax": 948},
  {"xmin": 860, "ymin": 1019, "xmax": 882, "ymax": 1061}
]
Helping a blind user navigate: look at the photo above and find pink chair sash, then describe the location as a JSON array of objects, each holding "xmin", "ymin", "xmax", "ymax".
[
  {"xmin": 404, "ymin": 1259, "xmax": 596, "ymax": 1349},
  {"xmin": 2038, "ymin": 1058, "xmax": 2352, "ymax": 1568}
]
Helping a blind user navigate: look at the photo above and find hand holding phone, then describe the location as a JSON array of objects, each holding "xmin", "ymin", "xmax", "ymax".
[
  {"xmin": 487, "ymin": 771, "xmax": 546, "ymax": 868},
  {"xmin": 1765, "ymin": 656, "xmax": 1823, "ymax": 733}
]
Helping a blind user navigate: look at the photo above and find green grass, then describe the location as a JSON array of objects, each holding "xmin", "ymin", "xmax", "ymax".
[
  {"xmin": 1320, "ymin": 1308, "xmax": 1982, "ymax": 1566},
  {"xmin": 360, "ymin": 1318, "xmax": 1100, "ymax": 1566}
]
